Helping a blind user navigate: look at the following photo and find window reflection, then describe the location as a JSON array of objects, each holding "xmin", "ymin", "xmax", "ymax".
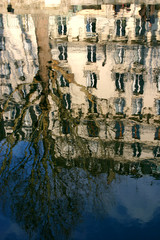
[
  {"xmin": 135, "ymin": 19, "xmax": 146, "ymax": 37},
  {"xmin": 115, "ymin": 98, "xmax": 125, "ymax": 115},
  {"xmin": 4, "ymin": 107, "xmax": 16, "ymax": 121},
  {"xmin": 62, "ymin": 94, "xmax": 71, "ymax": 110},
  {"xmin": 58, "ymin": 44, "xmax": 67, "ymax": 61},
  {"xmin": 59, "ymin": 74, "xmax": 69, "ymax": 87},
  {"xmin": 86, "ymin": 18, "xmax": 96, "ymax": 35},
  {"xmin": 115, "ymin": 73, "xmax": 124, "ymax": 92},
  {"xmin": 0, "ymin": 14, "xmax": 3, "ymax": 28},
  {"xmin": 87, "ymin": 45, "xmax": 96, "ymax": 63},
  {"xmin": 132, "ymin": 142, "xmax": 141, "ymax": 157},
  {"xmin": 115, "ymin": 46, "xmax": 125, "ymax": 64},
  {"xmin": 155, "ymin": 99, "xmax": 160, "ymax": 115},
  {"xmin": 2, "ymin": 84, "xmax": 13, "ymax": 96},
  {"xmin": 153, "ymin": 146, "xmax": 160, "ymax": 157},
  {"xmin": 155, "ymin": 127, "xmax": 160, "ymax": 140},
  {"xmin": 57, "ymin": 16, "xmax": 67, "ymax": 35},
  {"xmin": 14, "ymin": 60, "xmax": 25, "ymax": 81},
  {"xmin": 86, "ymin": 72, "xmax": 97, "ymax": 88},
  {"xmin": 132, "ymin": 125, "xmax": 140, "ymax": 139},
  {"xmin": 132, "ymin": 98, "xmax": 143, "ymax": 115},
  {"xmin": 114, "ymin": 4, "xmax": 131, "ymax": 15},
  {"xmin": 114, "ymin": 141, "xmax": 124, "ymax": 156},
  {"xmin": 87, "ymin": 120, "xmax": 99, "ymax": 137},
  {"xmin": 136, "ymin": 46, "xmax": 145, "ymax": 65},
  {"xmin": 62, "ymin": 120, "xmax": 70, "ymax": 134},
  {"xmin": 0, "ymin": 36, "xmax": 5, "ymax": 51},
  {"xmin": 156, "ymin": 74, "xmax": 160, "ymax": 92},
  {"xmin": 23, "ymin": 109, "xmax": 32, "ymax": 126},
  {"xmin": 133, "ymin": 74, "xmax": 144, "ymax": 95},
  {"xmin": 88, "ymin": 97, "xmax": 97, "ymax": 113},
  {"xmin": 0, "ymin": 63, "xmax": 11, "ymax": 79},
  {"xmin": 116, "ymin": 19, "xmax": 126, "ymax": 37},
  {"xmin": 115, "ymin": 121, "xmax": 124, "ymax": 139}
]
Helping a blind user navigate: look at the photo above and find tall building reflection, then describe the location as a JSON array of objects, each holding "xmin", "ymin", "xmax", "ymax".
[
  {"xmin": 1, "ymin": 4, "xmax": 160, "ymax": 239},
  {"xmin": 1, "ymin": 4, "xmax": 160, "ymax": 162}
]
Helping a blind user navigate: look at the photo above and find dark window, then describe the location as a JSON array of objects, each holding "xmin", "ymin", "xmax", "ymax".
[
  {"xmin": 115, "ymin": 121, "xmax": 124, "ymax": 139},
  {"xmin": 115, "ymin": 142, "xmax": 124, "ymax": 156},
  {"xmin": 133, "ymin": 75, "xmax": 144, "ymax": 94},
  {"xmin": 59, "ymin": 74, "xmax": 69, "ymax": 87},
  {"xmin": 3, "ymin": 84, "xmax": 13, "ymax": 95},
  {"xmin": 132, "ymin": 98, "xmax": 143, "ymax": 115},
  {"xmin": 153, "ymin": 146, "xmax": 160, "ymax": 157},
  {"xmin": 115, "ymin": 98, "xmax": 125, "ymax": 114},
  {"xmin": 156, "ymin": 75, "xmax": 160, "ymax": 92},
  {"xmin": 63, "ymin": 94, "xmax": 71, "ymax": 110},
  {"xmin": 14, "ymin": 60, "xmax": 25, "ymax": 81},
  {"xmin": 87, "ymin": 72, "xmax": 97, "ymax": 88},
  {"xmin": 155, "ymin": 127, "xmax": 160, "ymax": 140},
  {"xmin": 115, "ymin": 73, "xmax": 124, "ymax": 91},
  {"xmin": 86, "ymin": 18, "xmax": 96, "ymax": 33},
  {"xmin": 0, "ymin": 63, "xmax": 11, "ymax": 79},
  {"xmin": 87, "ymin": 45, "xmax": 96, "ymax": 63},
  {"xmin": 21, "ymin": 85, "xmax": 27, "ymax": 98},
  {"xmin": 131, "ymin": 143, "xmax": 141, "ymax": 157},
  {"xmin": 116, "ymin": 19, "xmax": 126, "ymax": 37},
  {"xmin": 137, "ymin": 46, "xmax": 145, "ymax": 65},
  {"xmin": 88, "ymin": 98, "xmax": 97, "ymax": 113},
  {"xmin": 0, "ymin": 36, "xmax": 5, "ymax": 51},
  {"xmin": 132, "ymin": 125, "xmax": 140, "ymax": 139},
  {"xmin": 62, "ymin": 120, "xmax": 70, "ymax": 134},
  {"xmin": 135, "ymin": 19, "xmax": 146, "ymax": 37},
  {"xmin": 58, "ymin": 45, "xmax": 67, "ymax": 61},
  {"xmin": 57, "ymin": 16, "xmax": 67, "ymax": 35},
  {"xmin": 87, "ymin": 120, "xmax": 99, "ymax": 137},
  {"xmin": 0, "ymin": 14, "xmax": 3, "ymax": 28},
  {"xmin": 115, "ymin": 47, "xmax": 124, "ymax": 64},
  {"xmin": 155, "ymin": 100, "xmax": 160, "ymax": 115}
]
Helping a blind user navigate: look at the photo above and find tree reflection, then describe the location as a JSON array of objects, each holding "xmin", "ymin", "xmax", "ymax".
[
  {"xmin": 0, "ymin": 14, "xmax": 114, "ymax": 239},
  {"xmin": 1, "ymin": 13, "xmax": 160, "ymax": 240}
]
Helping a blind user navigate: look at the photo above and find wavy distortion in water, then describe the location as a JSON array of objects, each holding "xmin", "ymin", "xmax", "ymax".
[{"xmin": 1, "ymin": 2, "xmax": 160, "ymax": 240}]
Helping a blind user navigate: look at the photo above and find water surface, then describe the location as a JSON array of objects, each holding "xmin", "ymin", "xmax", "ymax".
[{"xmin": 0, "ymin": 2, "xmax": 160, "ymax": 240}]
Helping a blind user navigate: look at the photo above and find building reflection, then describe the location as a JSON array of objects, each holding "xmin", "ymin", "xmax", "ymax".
[
  {"xmin": 1, "ymin": 5, "xmax": 160, "ymax": 164},
  {"xmin": 1, "ymin": 6, "xmax": 160, "ymax": 239}
]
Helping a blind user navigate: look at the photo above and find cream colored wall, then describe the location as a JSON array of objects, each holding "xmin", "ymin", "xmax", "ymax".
[{"xmin": 0, "ymin": 14, "xmax": 38, "ymax": 96}]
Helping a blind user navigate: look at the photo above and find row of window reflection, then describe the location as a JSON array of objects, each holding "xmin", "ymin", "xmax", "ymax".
[
  {"xmin": 59, "ymin": 90, "xmax": 144, "ymax": 115},
  {"xmin": 58, "ymin": 44, "xmax": 97, "ymax": 63},
  {"xmin": 56, "ymin": 16, "xmax": 153, "ymax": 38},
  {"xmin": 2, "ymin": 106, "xmax": 160, "ymax": 157},
  {"xmin": 61, "ymin": 120, "xmax": 160, "ymax": 158},
  {"xmin": 57, "ymin": 43, "xmax": 146, "ymax": 66},
  {"xmin": 0, "ymin": 14, "xmax": 32, "ymax": 32},
  {"xmin": 1, "ymin": 66, "xmax": 159, "ymax": 99},
  {"xmin": 61, "ymin": 119, "xmax": 160, "ymax": 141},
  {"xmin": 115, "ymin": 73, "xmax": 144, "ymax": 94},
  {"xmin": 3, "ymin": 84, "xmax": 160, "ymax": 118},
  {"xmin": 1, "ymin": 63, "xmax": 156, "ymax": 97},
  {"xmin": 2, "ymin": 109, "xmax": 160, "ymax": 155},
  {"xmin": 115, "ymin": 142, "xmax": 160, "ymax": 158},
  {"xmin": 0, "ymin": 61, "xmax": 25, "ymax": 80}
]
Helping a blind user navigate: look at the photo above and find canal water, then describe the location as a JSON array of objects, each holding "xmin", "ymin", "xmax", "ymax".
[{"xmin": 1, "ymin": 2, "xmax": 160, "ymax": 240}]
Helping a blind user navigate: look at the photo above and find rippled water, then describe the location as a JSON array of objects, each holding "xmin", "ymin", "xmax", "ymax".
[{"xmin": 1, "ymin": 2, "xmax": 160, "ymax": 240}]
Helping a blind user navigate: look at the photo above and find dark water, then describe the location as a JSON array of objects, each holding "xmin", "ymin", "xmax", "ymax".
[{"xmin": 1, "ymin": 2, "xmax": 160, "ymax": 240}]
